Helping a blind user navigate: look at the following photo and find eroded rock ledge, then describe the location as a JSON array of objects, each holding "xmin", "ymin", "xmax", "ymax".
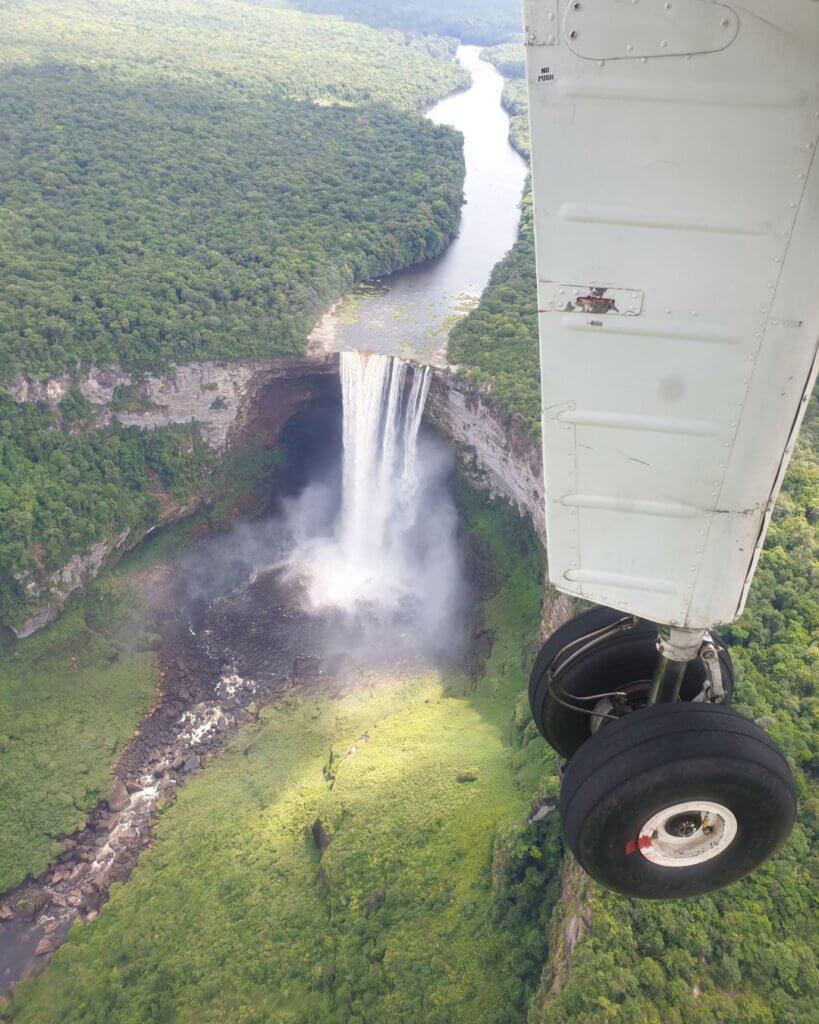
[
  {"xmin": 7, "ymin": 356, "xmax": 338, "ymax": 636},
  {"xmin": 427, "ymin": 369, "xmax": 546, "ymax": 545}
]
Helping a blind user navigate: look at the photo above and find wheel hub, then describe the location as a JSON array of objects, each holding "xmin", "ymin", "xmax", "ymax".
[{"xmin": 637, "ymin": 801, "xmax": 737, "ymax": 867}]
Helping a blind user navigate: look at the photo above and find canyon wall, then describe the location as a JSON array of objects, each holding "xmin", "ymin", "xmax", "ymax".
[
  {"xmin": 9, "ymin": 356, "xmax": 544, "ymax": 636},
  {"xmin": 7, "ymin": 357, "xmax": 337, "ymax": 450},
  {"xmin": 427, "ymin": 369, "xmax": 546, "ymax": 546},
  {"xmin": 7, "ymin": 357, "xmax": 337, "ymax": 637}
]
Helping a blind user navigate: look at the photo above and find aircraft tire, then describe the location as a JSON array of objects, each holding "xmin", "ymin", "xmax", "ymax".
[
  {"xmin": 529, "ymin": 607, "xmax": 733, "ymax": 759},
  {"xmin": 559, "ymin": 702, "xmax": 796, "ymax": 899}
]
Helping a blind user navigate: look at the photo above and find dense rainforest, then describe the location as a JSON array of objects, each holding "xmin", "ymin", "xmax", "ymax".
[
  {"xmin": 481, "ymin": 44, "xmax": 529, "ymax": 156},
  {"xmin": 0, "ymin": 1, "xmax": 467, "ymax": 379},
  {"xmin": 0, "ymin": 68, "xmax": 463, "ymax": 377},
  {"xmin": 0, "ymin": 393, "xmax": 213, "ymax": 624},
  {"xmin": 0, "ymin": 0, "xmax": 466, "ymax": 626}
]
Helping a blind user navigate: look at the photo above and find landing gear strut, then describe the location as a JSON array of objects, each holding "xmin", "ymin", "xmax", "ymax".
[{"xmin": 530, "ymin": 607, "xmax": 796, "ymax": 899}]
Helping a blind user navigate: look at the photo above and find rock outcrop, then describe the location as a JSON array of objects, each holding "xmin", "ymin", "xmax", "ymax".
[
  {"xmin": 12, "ymin": 529, "xmax": 133, "ymax": 639},
  {"xmin": 6, "ymin": 356, "xmax": 338, "ymax": 635},
  {"xmin": 7, "ymin": 356, "xmax": 337, "ymax": 452},
  {"xmin": 427, "ymin": 369, "xmax": 546, "ymax": 545}
]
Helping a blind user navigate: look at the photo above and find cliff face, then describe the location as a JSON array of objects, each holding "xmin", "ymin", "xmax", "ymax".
[
  {"xmin": 427, "ymin": 369, "xmax": 546, "ymax": 545},
  {"xmin": 10, "ymin": 358, "xmax": 543, "ymax": 640},
  {"xmin": 7, "ymin": 357, "xmax": 337, "ymax": 637},
  {"xmin": 7, "ymin": 357, "xmax": 337, "ymax": 451}
]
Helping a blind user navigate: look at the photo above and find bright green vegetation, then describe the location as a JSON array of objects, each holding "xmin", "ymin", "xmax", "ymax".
[
  {"xmin": 2, "ymin": 1, "xmax": 466, "ymax": 110},
  {"xmin": 8, "ymin": 492, "xmax": 563, "ymax": 1024},
  {"xmin": 0, "ymin": 392, "xmax": 213, "ymax": 627},
  {"xmin": 287, "ymin": 0, "xmax": 521, "ymax": 45},
  {"xmin": 500, "ymin": 80, "xmax": 530, "ymax": 158},
  {"xmin": 0, "ymin": 581, "xmax": 158, "ymax": 892},
  {"xmin": 722, "ymin": 400, "xmax": 819, "ymax": 771},
  {"xmin": 449, "ymin": 189, "xmax": 540, "ymax": 439},
  {"xmin": 480, "ymin": 43, "xmax": 524, "ymax": 79},
  {"xmin": 481, "ymin": 46, "xmax": 529, "ymax": 156},
  {"xmin": 0, "ymin": 65, "xmax": 463, "ymax": 378}
]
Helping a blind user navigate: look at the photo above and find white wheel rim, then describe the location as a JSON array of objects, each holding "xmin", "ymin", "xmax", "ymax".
[{"xmin": 636, "ymin": 801, "xmax": 737, "ymax": 867}]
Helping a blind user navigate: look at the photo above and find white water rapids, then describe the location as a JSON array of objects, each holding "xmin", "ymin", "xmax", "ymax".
[{"xmin": 299, "ymin": 351, "xmax": 433, "ymax": 613}]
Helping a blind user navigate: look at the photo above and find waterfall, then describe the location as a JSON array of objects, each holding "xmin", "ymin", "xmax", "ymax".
[
  {"xmin": 338, "ymin": 350, "xmax": 430, "ymax": 561},
  {"xmin": 300, "ymin": 351, "xmax": 432, "ymax": 613}
]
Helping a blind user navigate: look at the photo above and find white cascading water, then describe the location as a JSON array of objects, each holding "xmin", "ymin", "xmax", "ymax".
[{"xmin": 300, "ymin": 350, "xmax": 432, "ymax": 613}]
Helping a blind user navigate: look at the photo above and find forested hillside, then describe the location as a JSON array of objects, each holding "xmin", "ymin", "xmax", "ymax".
[
  {"xmin": 1, "ymin": 1, "xmax": 464, "ymax": 108},
  {"xmin": 0, "ymin": 0, "xmax": 467, "ymax": 626},
  {"xmin": 0, "ymin": 1, "xmax": 467, "ymax": 380},
  {"xmin": 0, "ymin": 392, "xmax": 215, "ymax": 624},
  {"xmin": 450, "ymin": 56, "xmax": 819, "ymax": 1024},
  {"xmin": 285, "ymin": 0, "xmax": 520, "ymax": 44},
  {"xmin": 0, "ymin": 68, "xmax": 462, "ymax": 377}
]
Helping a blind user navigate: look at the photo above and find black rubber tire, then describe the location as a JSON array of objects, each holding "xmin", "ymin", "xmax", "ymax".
[
  {"xmin": 528, "ymin": 606, "xmax": 734, "ymax": 759},
  {"xmin": 559, "ymin": 702, "xmax": 797, "ymax": 899}
]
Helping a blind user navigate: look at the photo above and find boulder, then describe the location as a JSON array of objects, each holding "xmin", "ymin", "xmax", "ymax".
[
  {"xmin": 34, "ymin": 935, "xmax": 59, "ymax": 956},
  {"xmin": 107, "ymin": 780, "xmax": 130, "ymax": 813},
  {"xmin": 15, "ymin": 890, "xmax": 47, "ymax": 921}
]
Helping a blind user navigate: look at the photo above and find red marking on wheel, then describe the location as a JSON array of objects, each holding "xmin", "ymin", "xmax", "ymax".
[{"xmin": 625, "ymin": 835, "xmax": 653, "ymax": 856}]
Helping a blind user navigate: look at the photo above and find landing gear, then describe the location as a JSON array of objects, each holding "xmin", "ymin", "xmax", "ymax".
[
  {"xmin": 559, "ymin": 703, "xmax": 796, "ymax": 898},
  {"xmin": 528, "ymin": 606, "xmax": 733, "ymax": 759},
  {"xmin": 529, "ymin": 607, "xmax": 795, "ymax": 899}
]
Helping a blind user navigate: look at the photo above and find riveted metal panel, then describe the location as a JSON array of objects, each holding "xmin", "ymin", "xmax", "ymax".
[
  {"xmin": 524, "ymin": 0, "xmax": 561, "ymax": 46},
  {"xmin": 526, "ymin": 0, "xmax": 819, "ymax": 627},
  {"xmin": 563, "ymin": 0, "xmax": 739, "ymax": 61}
]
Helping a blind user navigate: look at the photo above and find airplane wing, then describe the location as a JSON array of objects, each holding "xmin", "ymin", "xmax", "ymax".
[{"xmin": 524, "ymin": 0, "xmax": 819, "ymax": 628}]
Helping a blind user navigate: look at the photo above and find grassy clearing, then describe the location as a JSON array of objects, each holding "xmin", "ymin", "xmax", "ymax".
[
  {"xmin": 8, "ymin": 493, "xmax": 560, "ymax": 1024},
  {"xmin": 0, "ymin": 583, "xmax": 158, "ymax": 892}
]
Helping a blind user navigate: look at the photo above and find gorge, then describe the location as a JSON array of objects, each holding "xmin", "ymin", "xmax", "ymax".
[{"xmin": 1, "ymin": 42, "xmax": 556, "ymax": 1011}]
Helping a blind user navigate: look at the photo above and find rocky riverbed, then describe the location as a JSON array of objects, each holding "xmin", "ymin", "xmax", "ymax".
[{"xmin": 0, "ymin": 561, "xmax": 337, "ymax": 991}]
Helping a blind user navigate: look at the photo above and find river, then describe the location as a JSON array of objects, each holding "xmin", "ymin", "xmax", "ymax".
[{"xmin": 309, "ymin": 45, "xmax": 528, "ymax": 363}]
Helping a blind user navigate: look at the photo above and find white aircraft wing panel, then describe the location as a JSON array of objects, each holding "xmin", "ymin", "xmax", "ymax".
[{"xmin": 525, "ymin": 0, "xmax": 819, "ymax": 627}]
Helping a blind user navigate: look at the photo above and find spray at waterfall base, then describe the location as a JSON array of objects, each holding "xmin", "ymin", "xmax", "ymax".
[
  {"xmin": 180, "ymin": 352, "xmax": 469, "ymax": 682},
  {"xmin": 290, "ymin": 351, "xmax": 467, "ymax": 664}
]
